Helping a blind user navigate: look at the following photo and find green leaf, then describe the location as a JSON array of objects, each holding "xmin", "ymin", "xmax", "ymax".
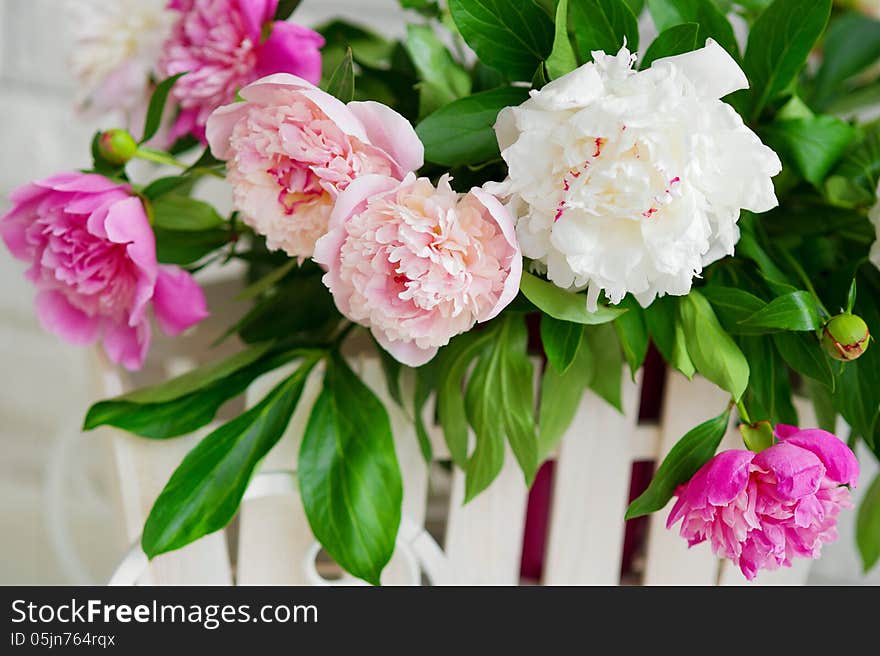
[
  {"xmin": 413, "ymin": 360, "xmax": 438, "ymax": 463},
  {"xmin": 571, "ymin": 0, "xmax": 639, "ymax": 61},
  {"xmin": 584, "ymin": 323, "xmax": 623, "ymax": 411},
  {"xmin": 416, "ymin": 86, "xmax": 530, "ymax": 166},
  {"xmin": 405, "ymin": 24, "xmax": 471, "ymax": 117},
  {"xmin": 546, "ymin": 0, "xmax": 579, "ymax": 79},
  {"xmin": 857, "ymin": 474, "xmax": 880, "ymax": 573},
  {"xmin": 375, "ymin": 337, "xmax": 404, "ymax": 407},
  {"xmin": 435, "ymin": 331, "xmax": 491, "ymax": 467},
  {"xmin": 646, "ymin": 0, "xmax": 739, "ymax": 60},
  {"xmin": 613, "ymin": 296, "xmax": 649, "ymax": 379},
  {"xmin": 738, "ymin": 290, "xmax": 823, "ymax": 331},
  {"xmin": 538, "ymin": 329, "xmax": 593, "ymax": 459},
  {"xmin": 738, "ymin": 336, "xmax": 797, "ymax": 425},
  {"xmin": 274, "ymin": 0, "xmax": 302, "ymax": 19},
  {"xmin": 141, "ymin": 176, "xmax": 193, "ymax": 200},
  {"xmin": 154, "ymin": 226, "xmax": 229, "ymax": 266},
  {"xmin": 541, "ymin": 315, "xmax": 584, "ymax": 373},
  {"xmin": 142, "ymin": 356, "xmax": 318, "ymax": 557},
  {"xmin": 773, "ymin": 331, "xmax": 835, "ymax": 389},
  {"xmin": 464, "ymin": 317, "xmax": 538, "ymax": 499},
  {"xmin": 813, "ymin": 12, "xmax": 880, "ymax": 109},
  {"xmin": 678, "ymin": 290, "xmax": 750, "ymax": 401},
  {"xmin": 701, "ymin": 286, "xmax": 768, "ymax": 335},
  {"xmin": 299, "ymin": 352, "xmax": 403, "ymax": 585},
  {"xmin": 741, "ymin": 0, "xmax": 831, "ymax": 120},
  {"xmin": 234, "ymin": 260, "xmax": 297, "ymax": 302},
  {"xmin": 763, "ymin": 116, "xmax": 856, "ymax": 187},
  {"xmin": 825, "ymin": 125, "xmax": 880, "ymax": 209},
  {"xmin": 95, "ymin": 342, "xmax": 273, "ymax": 405},
  {"xmin": 83, "ymin": 346, "xmax": 304, "ymax": 439},
  {"xmin": 325, "ymin": 47, "xmax": 355, "ymax": 102},
  {"xmin": 625, "ymin": 408, "xmax": 731, "ymax": 518},
  {"xmin": 448, "ymin": 0, "xmax": 554, "ymax": 81},
  {"xmin": 847, "ymin": 278, "xmax": 858, "ymax": 315},
  {"xmin": 151, "ymin": 194, "xmax": 224, "ymax": 232},
  {"xmin": 142, "ymin": 74, "xmax": 184, "ymax": 144},
  {"xmin": 644, "ymin": 296, "xmax": 695, "ymax": 377},
  {"xmin": 231, "ymin": 276, "xmax": 340, "ymax": 345},
  {"xmin": 640, "ymin": 23, "xmax": 700, "ymax": 69},
  {"xmin": 519, "ymin": 271, "xmax": 626, "ymax": 325}
]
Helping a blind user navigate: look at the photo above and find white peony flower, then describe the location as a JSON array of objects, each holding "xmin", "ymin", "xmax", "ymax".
[
  {"xmin": 489, "ymin": 40, "xmax": 782, "ymax": 308},
  {"xmin": 870, "ymin": 181, "xmax": 880, "ymax": 271},
  {"xmin": 68, "ymin": 0, "xmax": 173, "ymax": 123}
]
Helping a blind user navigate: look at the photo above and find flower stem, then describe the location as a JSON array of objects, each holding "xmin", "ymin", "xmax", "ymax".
[
  {"xmin": 134, "ymin": 147, "xmax": 190, "ymax": 169},
  {"xmin": 779, "ymin": 248, "xmax": 831, "ymax": 318},
  {"xmin": 735, "ymin": 399, "xmax": 752, "ymax": 424}
]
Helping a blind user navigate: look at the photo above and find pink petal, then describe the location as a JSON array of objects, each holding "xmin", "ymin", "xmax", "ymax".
[
  {"xmin": 374, "ymin": 329, "xmax": 438, "ymax": 367},
  {"xmin": 774, "ymin": 424, "xmax": 800, "ymax": 439},
  {"xmin": 103, "ymin": 197, "xmax": 157, "ymax": 326},
  {"xmin": 206, "ymin": 101, "xmax": 252, "ymax": 160},
  {"xmin": 779, "ymin": 428, "xmax": 859, "ymax": 487},
  {"xmin": 347, "ymin": 101, "xmax": 425, "ymax": 175},
  {"xmin": 704, "ymin": 450, "xmax": 755, "ymax": 505},
  {"xmin": 256, "ymin": 21, "xmax": 324, "ymax": 85},
  {"xmin": 237, "ymin": 0, "xmax": 277, "ymax": 41},
  {"xmin": 153, "ymin": 265, "xmax": 209, "ymax": 335},
  {"xmin": 35, "ymin": 290, "xmax": 100, "ymax": 346},
  {"xmin": 103, "ymin": 320, "xmax": 151, "ymax": 371},
  {"xmin": 36, "ymin": 172, "xmax": 124, "ymax": 194},
  {"xmin": 753, "ymin": 442, "xmax": 825, "ymax": 500},
  {"xmin": 469, "ymin": 187, "xmax": 522, "ymax": 321}
]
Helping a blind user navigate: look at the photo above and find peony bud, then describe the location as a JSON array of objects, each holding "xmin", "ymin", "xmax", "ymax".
[
  {"xmin": 822, "ymin": 313, "xmax": 870, "ymax": 361},
  {"xmin": 98, "ymin": 129, "xmax": 137, "ymax": 166}
]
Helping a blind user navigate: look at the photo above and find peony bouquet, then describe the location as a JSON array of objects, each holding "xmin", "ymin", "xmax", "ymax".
[{"xmin": 4, "ymin": 0, "xmax": 880, "ymax": 584}]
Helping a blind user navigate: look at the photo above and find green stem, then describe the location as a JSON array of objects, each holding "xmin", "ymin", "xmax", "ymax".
[
  {"xmin": 134, "ymin": 147, "xmax": 190, "ymax": 169},
  {"xmin": 779, "ymin": 248, "xmax": 831, "ymax": 318},
  {"xmin": 735, "ymin": 399, "xmax": 752, "ymax": 425}
]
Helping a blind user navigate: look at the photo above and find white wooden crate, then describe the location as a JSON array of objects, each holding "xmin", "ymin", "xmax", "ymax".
[{"xmin": 102, "ymin": 333, "xmax": 820, "ymax": 587}]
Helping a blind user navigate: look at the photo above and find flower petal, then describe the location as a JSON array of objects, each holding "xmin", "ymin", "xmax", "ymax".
[
  {"xmin": 469, "ymin": 187, "xmax": 522, "ymax": 321},
  {"xmin": 35, "ymin": 290, "xmax": 100, "ymax": 346},
  {"xmin": 778, "ymin": 428, "xmax": 859, "ymax": 487},
  {"xmin": 153, "ymin": 265, "xmax": 209, "ymax": 335},
  {"xmin": 753, "ymin": 442, "xmax": 825, "ymax": 500},
  {"xmin": 651, "ymin": 38, "xmax": 749, "ymax": 98},
  {"xmin": 103, "ymin": 197, "xmax": 157, "ymax": 325},
  {"xmin": 347, "ymin": 101, "xmax": 424, "ymax": 175}
]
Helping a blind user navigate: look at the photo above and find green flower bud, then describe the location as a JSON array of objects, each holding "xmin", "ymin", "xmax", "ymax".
[
  {"xmin": 822, "ymin": 313, "xmax": 870, "ymax": 361},
  {"xmin": 740, "ymin": 420, "xmax": 774, "ymax": 452},
  {"xmin": 98, "ymin": 129, "xmax": 137, "ymax": 166}
]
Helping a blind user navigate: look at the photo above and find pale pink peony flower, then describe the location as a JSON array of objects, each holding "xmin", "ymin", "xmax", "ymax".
[
  {"xmin": 667, "ymin": 425, "xmax": 859, "ymax": 580},
  {"xmin": 313, "ymin": 174, "xmax": 522, "ymax": 366},
  {"xmin": 206, "ymin": 74, "xmax": 424, "ymax": 259},
  {"xmin": 159, "ymin": 0, "xmax": 324, "ymax": 142},
  {"xmin": 1, "ymin": 173, "xmax": 208, "ymax": 370}
]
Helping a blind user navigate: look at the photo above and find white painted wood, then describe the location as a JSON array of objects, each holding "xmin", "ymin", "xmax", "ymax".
[
  {"xmin": 443, "ymin": 447, "xmax": 529, "ymax": 585},
  {"xmin": 543, "ymin": 376, "xmax": 642, "ymax": 585},
  {"xmin": 103, "ymin": 353, "xmax": 233, "ymax": 586},
  {"xmin": 642, "ymin": 373, "xmax": 739, "ymax": 586},
  {"xmin": 236, "ymin": 362, "xmax": 323, "ymax": 585}
]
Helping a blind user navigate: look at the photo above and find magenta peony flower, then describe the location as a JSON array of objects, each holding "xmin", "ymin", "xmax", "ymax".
[
  {"xmin": 159, "ymin": 0, "xmax": 324, "ymax": 142},
  {"xmin": 206, "ymin": 73, "xmax": 424, "ymax": 259},
  {"xmin": 667, "ymin": 425, "xmax": 859, "ymax": 580},
  {"xmin": 1, "ymin": 173, "xmax": 208, "ymax": 370},
  {"xmin": 313, "ymin": 174, "xmax": 522, "ymax": 366}
]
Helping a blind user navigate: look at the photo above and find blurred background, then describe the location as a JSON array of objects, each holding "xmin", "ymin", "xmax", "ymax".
[{"xmin": 0, "ymin": 0, "xmax": 876, "ymax": 585}]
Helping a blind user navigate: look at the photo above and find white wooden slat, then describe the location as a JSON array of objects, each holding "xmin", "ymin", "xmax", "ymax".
[
  {"xmin": 443, "ymin": 447, "xmax": 529, "ymax": 584},
  {"xmin": 112, "ymin": 430, "xmax": 233, "ymax": 585},
  {"xmin": 236, "ymin": 363, "xmax": 323, "ymax": 585},
  {"xmin": 642, "ymin": 373, "xmax": 740, "ymax": 586},
  {"xmin": 543, "ymin": 376, "xmax": 642, "ymax": 585},
  {"xmin": 99, "ymin": 351, "xmax": 232, "ymax": 586}
]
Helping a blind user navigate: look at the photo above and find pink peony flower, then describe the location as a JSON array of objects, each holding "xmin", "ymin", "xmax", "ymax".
[
  {"xmin": 1, "ymin": 173, "xmax": 208, "ymax": 370},
  {"xmin": 206, "ymin": 73, "xmax": 424, "ymax": 259},
  {"xmin": 313, "ymin": 174, "xmax": 522, "ymax": 366},
  {"xmin": 159, "ymin": 0, "xmax": 324, "ymax": 142},
  {"xmin": 667, "ymin": 425, "xmax": 859, "ymax": 580}
]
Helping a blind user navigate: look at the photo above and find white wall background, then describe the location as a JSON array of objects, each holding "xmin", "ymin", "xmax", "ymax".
[{"xmin": 0, "ymin": 0, "xmax": 876, "ymax": 585}]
